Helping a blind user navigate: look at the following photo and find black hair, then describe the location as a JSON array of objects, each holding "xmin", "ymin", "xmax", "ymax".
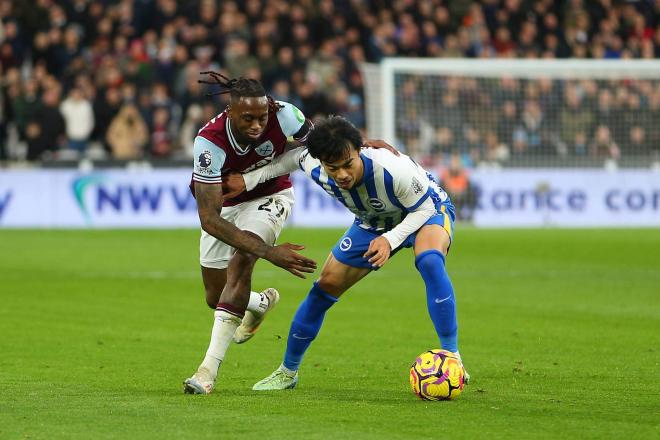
[
  {"xmin": 198, "ymin": 71, "xmax": 282, "ymax": 112},
  {"xmin": 306, "ymin": 116, "xmax": 363, "ymax": 163}
]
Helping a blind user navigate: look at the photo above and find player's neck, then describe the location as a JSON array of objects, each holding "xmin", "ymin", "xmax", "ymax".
[
  {"xmin": 227, "ymin": 119, "xmax": 254, "ymax": 150},
  {"xmin": 233, "ymin": 126, "xmax": 251, "ymax": 147},
  {"xmin": 235, "ymin": 135, "xmax": 252, "ymax": 148}
]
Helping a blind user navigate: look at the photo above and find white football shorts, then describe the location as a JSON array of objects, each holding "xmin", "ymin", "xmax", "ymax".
[{"xmin": 199, "ymin": 188, "xmax": 295, "ymax": 269}]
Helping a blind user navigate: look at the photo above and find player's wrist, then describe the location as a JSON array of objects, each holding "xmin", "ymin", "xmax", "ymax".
[
  {"xmin": 381, "ymin": 233, "xmax": 396, "ymax": 251},
  {"xmin": 259, "ymin": 243, "xmax": 274, "ymax": 259}
]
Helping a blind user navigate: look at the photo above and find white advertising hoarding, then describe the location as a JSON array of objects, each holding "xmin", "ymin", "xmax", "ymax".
[
  {"xmin": 0, "ymin": 168, "xmax": 658, "ymax": 228},
  {"xmin": 0, "ymin": 169, "xmax": 198, "ymax": 227},
  {"xmin": 470, "ymin": 169, "xmax": 660, "ymax": 227},
  {"xmin": 0, "ymin": 169, "xmax": 353, "ymax": 228}
]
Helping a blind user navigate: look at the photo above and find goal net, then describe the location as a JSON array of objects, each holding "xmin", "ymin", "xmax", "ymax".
[{"xmin": 362, "ymin": 59, "xmax": 660, "ymax": 168}]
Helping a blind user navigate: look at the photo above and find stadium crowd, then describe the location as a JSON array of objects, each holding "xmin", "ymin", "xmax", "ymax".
[
  {"xmin": 1, "ymin": 0, "xmax": 659, "ymax": 164},
  {"xmin": 397, "ymin": 75, "xmax": 660, "ymax": 167}
]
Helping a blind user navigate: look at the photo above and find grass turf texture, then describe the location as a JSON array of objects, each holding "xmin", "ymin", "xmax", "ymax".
[{"xmin": 0, "ymin": 228, "xmax": 658, "ymax": 440}]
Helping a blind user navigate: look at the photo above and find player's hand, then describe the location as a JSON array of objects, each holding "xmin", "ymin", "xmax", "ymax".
[
  {"xmin": 221, "ymin": 173, "xmax": 246, "ymax": 199},
  {"xmin": 362, "ymin": 139, "xmax": 400, "ymax": 156},
  {"xmin": 265, "ymin": 243, "xmax": 317, "ymax": 279},
  {"xmin": 364, "ymin": 236, "xmax": 392, "ymax": 268}
]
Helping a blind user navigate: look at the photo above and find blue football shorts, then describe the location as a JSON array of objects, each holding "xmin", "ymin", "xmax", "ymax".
[{"xmin": 331, "ymin": 202, "xmax": 456, "ymax": 270}]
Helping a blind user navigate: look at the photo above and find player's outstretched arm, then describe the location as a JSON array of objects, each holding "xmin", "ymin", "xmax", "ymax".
[
  {"xmin": 222, "ymin": 146, "xmax": 306, "ymax": 198},
  {"xmin": 195, "ymin": 182, "xmax": 316, "ymax": 277}
]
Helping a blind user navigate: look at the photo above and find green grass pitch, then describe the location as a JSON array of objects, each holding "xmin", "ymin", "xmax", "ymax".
[{"xmin": 0, "ymin": 228, "xmax": 658, "ymax": 439}]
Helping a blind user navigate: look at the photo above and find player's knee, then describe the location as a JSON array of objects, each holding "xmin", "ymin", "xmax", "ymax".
[
  {"xmin": 205, "ymin": 295, "xmax": 217, "ymax": 309},
  {"xmin": 203, "ymin": 283, "xmax": 223, "ymax": 309},
  {"xmin": 415, "ymin": 249, "xmax": 445, "ymax": 275},
  {"xmin": 316, "ymin": 274, "xmax": 344, "ymax": 296}
]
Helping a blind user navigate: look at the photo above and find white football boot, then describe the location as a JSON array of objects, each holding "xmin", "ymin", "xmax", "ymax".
[
  {"xmin": 453, "ymin": 352, "xmax": 471, "ymax": 385},
  {"xmin": 252, "ymin": 367, "xmax": 299, "ymax": 391},
  {"xmin": 183, "ymin": 367, "xmax": 215, "ymax": 395},
  {"xmin": 233, "ymin": 288, "xmax": 280, "ymax": 344}
]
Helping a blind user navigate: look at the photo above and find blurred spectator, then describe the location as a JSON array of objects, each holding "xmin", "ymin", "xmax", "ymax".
[
  {"xmin": 440, "ymin": 154, "xmax": 477, "ymax": 222},
  {"xmin": 497, "ymin": 100, "xmax": 517, "ymax": 149},
  {"xmin": 590, "ymin": 125, "xmax": 621, "ymax": 160},
  {"xmin": 595, "ymin": 89, "xmax": 618, "ymax": 136},
  {"xmin": 483, "ymin": 130, "xmax": 510, "ymax": 163},
  {"xmin": 93, "ymin": 87, "xmax": 123, "ymax": 152},
  {"xmin": 513, "ymin": 100, "xmax": 548, "ymax": 155},
  {"xmin": 333, "ymin": 86, "xmax": 365, "ymax": 130},
  {"xmin": 11, "ymin": 78, "xmax": 40, "ymax": 141},
  {"xmin": 627, "ymin": 126, "xmax": 648, "ymax": 157},
  {"xmin": 560, "ymin": 85, "xmax": 595, "ymax": 155},
  {"xmin": 435, "ymin": 91, "xmax": 463, "ymax": 142},
  {"xmin": 59, "ymin": 86, "xmax": 94, "ymax": 153},
  {"xmin": 106, "ymin": 104, "xmax": 148, "ymax": 160},
  {"xmin": 179, "ymin": 104, "xmax": 205, "ymax": 159},
  {"xmin": 149, "ymin": 106, "xmax": 174, "ymax": 158},
  {"xmin": 224, "ymin": 38, "xmax": 258, "ymax": 79},
  {"xmin": 27, "ymin": 87, "xmax": 65, "ymax": 160}
]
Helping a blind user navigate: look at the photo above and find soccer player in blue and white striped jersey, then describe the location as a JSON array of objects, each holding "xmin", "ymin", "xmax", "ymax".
[{"xmin": 223, "ymin": 116, "xmax": 469, "ymax": 390}]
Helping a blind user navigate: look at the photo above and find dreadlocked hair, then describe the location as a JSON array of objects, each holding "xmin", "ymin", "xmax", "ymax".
[{"xmin": 198, "ymin": 71, "xmax": 283, "ymax": 113}]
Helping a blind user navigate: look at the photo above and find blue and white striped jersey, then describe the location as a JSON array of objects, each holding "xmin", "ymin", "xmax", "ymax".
[
  {"xmin": 297, "ymin": 148, "xmax": 449, "ymax": 233},
  {"xmin": 242, "ymin": 146, "xmax": 452, "ymax": 249}
]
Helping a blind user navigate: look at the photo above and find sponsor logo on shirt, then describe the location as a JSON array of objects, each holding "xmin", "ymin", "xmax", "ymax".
[{"xmin": 368, "ymin": 197, "xmax": 386, "ymax": 212}]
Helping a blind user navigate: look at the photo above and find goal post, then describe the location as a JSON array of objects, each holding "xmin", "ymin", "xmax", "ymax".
[{"xmin": 363, "ymin": 59, "xmax": 660, "ymax": 168}]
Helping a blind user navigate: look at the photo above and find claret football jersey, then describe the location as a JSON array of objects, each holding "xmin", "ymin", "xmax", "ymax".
[{"xmin": 191, "ymin": 101, "xmax": 311, "ymax": 206}]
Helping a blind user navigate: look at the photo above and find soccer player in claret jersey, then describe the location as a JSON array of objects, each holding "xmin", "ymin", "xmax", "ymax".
[
  {"xmin": 183, "ymin": 72, "xmax": 319, "ymax": 395},
  {"xmin": 223, "ymin": 116, "xmax": 470, "ymax": 391}
]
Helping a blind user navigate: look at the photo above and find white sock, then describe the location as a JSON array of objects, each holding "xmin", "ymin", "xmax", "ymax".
[
  {"xmin": 246, "ymin": 290, "xmax": 269, "ymax": 315},
  {"xmin": 279, "ymin": 363, "xmax": 297, "ymax": 377},
  {"xmin": 199, "ymin": 310, "xmax": 242, "ymax": 380}
]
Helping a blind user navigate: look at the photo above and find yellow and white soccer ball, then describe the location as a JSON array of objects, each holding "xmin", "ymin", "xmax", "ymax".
[{"xmin": 409, "ymin": 349, "xmax": 465, "ymax": 401}]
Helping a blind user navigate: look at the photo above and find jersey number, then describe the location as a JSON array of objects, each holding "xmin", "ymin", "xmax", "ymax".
[{"xmin": 258, "ymin": 198, "xmax": 286, "ymax": 218}]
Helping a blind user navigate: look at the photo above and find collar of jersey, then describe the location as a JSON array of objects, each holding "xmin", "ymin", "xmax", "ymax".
[
  {"xmin": 353, "ymin": 153, "xmax": 371, "ymax": 187},
  {"xmin": 225, "ymin": 117, "xmax": 251, "ymax": 156}
]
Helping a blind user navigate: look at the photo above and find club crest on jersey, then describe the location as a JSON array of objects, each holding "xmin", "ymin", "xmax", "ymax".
[
  {"xmin": 368, "ymin": 197, "xmax": 386, "ymax": 212},
  {"xmin": 198, "ymin": 150, "xmax": 212, "ymax": 169},
  {"xmin": 339, "ymin": 237, "xmax": 352, "ymax": 251},
  {"xmin": 254, "ymin": 141, "xmax": 275, "ymax": 157}
]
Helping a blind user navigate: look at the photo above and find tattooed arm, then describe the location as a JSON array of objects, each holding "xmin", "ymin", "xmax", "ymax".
[{"xmin": 195, "ymin": 182, "xmax": 316, "ymax": 278}]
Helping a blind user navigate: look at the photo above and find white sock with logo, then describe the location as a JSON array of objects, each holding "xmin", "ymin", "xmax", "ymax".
[
  {"xmin": 199, "ymin": 310, "xmax": 242, "ymax": 380},
  {"xmin": 246, "ymin": 291, "xmax": 269, "ymax": 316}
]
